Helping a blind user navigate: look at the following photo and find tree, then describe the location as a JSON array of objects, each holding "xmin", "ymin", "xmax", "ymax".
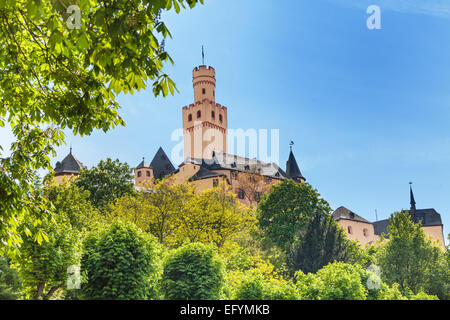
[
  {"xmin": 0, "ymin": 256, "xmax": 22, "ymax": 300},
  {"xmin": 81, "ymin": 221, "xmax": 161, "ymax": 300},
  {"xmin": 236, "ymin": 170, "xmax": 270, "ymax": 206},
  {"xmin": 0, "ymin": 0, "xmax": 204, "ymax": 250},
  {"xmin": 46, "ymin": 180, "xmax": 102, "ymax": 232},
  {"xmin": 76, "ymin": 158, "xmax": 135, "ymax": 210},
  {"xmin": 287, "ymin": 211, "xmax": 361, "ymax": 274},
  {"xmin": 295, "ymin": 262, "xmax": 368, "ymax": 300},
  {"xmin": 11, "ymin": 208, "xmax": 81, "ymax": 300},
  {"xmin": 257, "ymin": 179, "xmax": 332, "ymax": 251},
  {"xmin": 108, "ymin": 177, "xmax": 193, "ymax": 246},
  {"xmin": 161, "ymin": 242, "xmax": 226, "ymax": 300},
  {"xmin": 376, "ymin": 210, "xmax": 449, "ymax": 299},
  {"xmin": 178, "ymin": 182, "xmax": 256, "ymax": 247}
]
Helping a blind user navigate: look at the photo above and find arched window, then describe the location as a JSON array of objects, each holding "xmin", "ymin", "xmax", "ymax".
[
  {"xmin": 347, "ymin": 226, "xmax": 353, "ymax": 234},
  {"xmin": 211, "ymin": 111, "xmax": 215, "ymax": 119},
  {"xmin": 197, "ymin": 110, "xmax": 201, "ymax": 118},
  {"xmin": 146, "ymin": 170, "xmax": 151, "ymax": 177},
  {"xmin": 363, "ymin": 228, "xmax": 369, "ymax": 237},
  {"xmin": 219, "ymin": 114, "xmax": 223, "ymax": 122},
  {"xmin": 188, "ymin": 114, "xmax": 192, "ymax": 121},
  {"xmin": 137, "ymin": 171, "xmax": 142, "ymax": 177}
]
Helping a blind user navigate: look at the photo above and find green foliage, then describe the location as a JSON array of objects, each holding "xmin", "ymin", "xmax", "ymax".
[
  {"xmin": 287, "ymin": 211, "xmax": 361, "ymax": 274},
  {"xmin": 76, "ymin": 158, "xmax": 135, "ymax": 210},
  {"xmin": 108, "ymin": 179, "xmax": 254, "ymax": 248},
  {"xmin": 0, "ymin": 256, "xmax": 22, "ymax": 299},
  {"xmin": 80, "ymin": 221, "xmax": 161, "ymax": 300},
  {"xmin": 161, "ymin": 242, "xmax": 226, "ymax": 300},
  {"xmin": 295, "ymin": 262, "xmax": 368, "ymax": 300},
  {"xmin": 234, "ymin": 275, "xmax": 299, "ymax": 300},
  {"xmin": 11, "ymin": 207, "xmax": 81, "ymax": 300},
  {"xmin": 376, "ymin": 210, "xmax": 449, "ymax": 299},
  {"xmin": 46, "ymin": 180, "xmax": 102, "ymax": 231},
  {"xmin": 257, "ymin": 180, "xmax": 332, "ymax": 250},
  {"xmin": 0, "ymin": 0, "xmax": 203, "ymax": 249}
]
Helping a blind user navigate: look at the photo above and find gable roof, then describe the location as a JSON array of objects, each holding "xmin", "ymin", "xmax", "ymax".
[
  {"xmin": 189, "ymin": 167, "xmax": 227, "ymax": 182},
  {"xmin": 373, "ymin": 209, "xmax": 443, "ymax": 236},
  {"xmin": 332, "ymin": 206, "xmax": 372, "ymax": 223},
  {"xmin": 54, "ymin": 151, "xmax": 85, "ymax": 175},
  {"xmin": 180, "ymin": 151, "xmax": 288, "ymax": 180},
  {"xmin": 150, "ymin": 147, "xmax": 175, "ymax": 179},
  {"xmin": 286, "ymin": 150, "xmax": 305, "ymax": 181}
]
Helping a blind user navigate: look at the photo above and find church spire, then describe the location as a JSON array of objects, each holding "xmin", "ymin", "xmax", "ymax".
[{"xmin": 409, "ymin": 182, "xmax": 416, "ymax": 211}]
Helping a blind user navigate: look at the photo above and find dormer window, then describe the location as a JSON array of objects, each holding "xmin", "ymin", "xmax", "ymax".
[
  {"xmin": 197, "ymin": 111, "xmax": 201, "ymax": 118},
  {"xmin": 188, "ymin": 114, "xmax": 192, "ymax": 121}
]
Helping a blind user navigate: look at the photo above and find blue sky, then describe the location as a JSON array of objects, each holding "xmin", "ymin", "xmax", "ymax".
[{"xmin": 1, "ymin": 0, "xmax": 449, "ymax": 242}]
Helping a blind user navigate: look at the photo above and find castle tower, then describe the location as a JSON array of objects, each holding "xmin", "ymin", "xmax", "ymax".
[
  {"xmin": 182, "ymin": 65, "xmax": 227, "ymax": 160},
  {"xmin": 135, "ymin": 157, "xmax": 153, "ymax": 185}
]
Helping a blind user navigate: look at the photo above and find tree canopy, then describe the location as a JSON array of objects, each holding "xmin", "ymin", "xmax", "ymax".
[{"xmin": 0, "ymin": 0, "xmax": 204, "ymax": 251}]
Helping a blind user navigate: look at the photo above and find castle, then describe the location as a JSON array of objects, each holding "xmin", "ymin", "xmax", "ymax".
[{"xmin": 53, "ymin": 63, "xmax": 445, "ymax": 248}]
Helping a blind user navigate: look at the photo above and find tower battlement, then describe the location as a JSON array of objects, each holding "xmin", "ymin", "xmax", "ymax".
[
  {"xmin": 182, "ymin": 99, "xmax": 227, "ymax": 111},
  {"xmin": 193, "ymin": 65, "xmax": 215, "ymax": 75}
]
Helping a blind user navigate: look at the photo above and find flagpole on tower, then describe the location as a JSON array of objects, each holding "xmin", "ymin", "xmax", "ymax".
[{"xmin": 202, "ymin": 45, "xmax": 205, "ymax": 65}]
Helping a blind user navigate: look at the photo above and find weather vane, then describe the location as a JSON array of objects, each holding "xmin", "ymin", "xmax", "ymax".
[{"xmin": 290, "ymin": 140, "xmax": 294, "ymax": 151}]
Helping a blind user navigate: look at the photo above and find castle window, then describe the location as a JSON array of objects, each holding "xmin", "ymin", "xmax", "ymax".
[
  {"xmin": 188, "ymin": 114, "xmax": 192, "ymax": 121},
  {"xmin": 219, "ymin": 114, "xmax": 223, "ymax": 122},
  {"xmin": 213, "ymin": 179, "xmax": 219, "ymax": 187},
  {"xmin": 347, "ymin": 226, "xmax": 353, "ymax": 234},
  {"xmin": 237, "ymin": 189, "xmax": 245, "ymax": 199},
  {"xmin": 254, "ymin": 192, "xmax": 261, "ymax": 202},
  {"xmin": 265, "ymin": 177, "xmax": 272, "ymax": 184},
  {"xmin": 197, "ymin": 111, "xmax": 201, "ymax": 118},
  {"xmin": 202, "ymin": 88, "xmax": 206, "ymax": 95},
  {"xmin": 211, "ymin": 111, "xmax": 215, "ymax": 119},
  {"xmin": 231, "ymin": 171, "xmax": 238, "ymax": 179},
  {"xmin": 363, "ymin": 228, "xmax": 369, "ymax": 237},
  {"xmin": 146, "ymin": 170, "xmax": 151, "ymax": 177},
  {"xmin": 137, "ymin": 171, "xmax": 142, "ymax": 177}
]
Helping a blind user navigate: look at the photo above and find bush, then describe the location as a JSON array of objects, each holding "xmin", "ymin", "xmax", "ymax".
[
  {"xmin": 161, "ymin": 243, "xmax": 226, "ymax": 300},
  {"xmin": 295, "ymin": 262, "xmax": 368, "ymax": 300},
  {"xmin": 235, "ymin": 276, "xmax": 299, "ymax": 300},
  {"xmin": 81, "ymin": 221, "xmax": 161, "ymax": 299}
]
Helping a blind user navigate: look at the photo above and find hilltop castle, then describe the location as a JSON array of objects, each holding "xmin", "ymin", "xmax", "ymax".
[{"xmin": 52, "ymin": 63, "xmax": 445, "ymax": 248}]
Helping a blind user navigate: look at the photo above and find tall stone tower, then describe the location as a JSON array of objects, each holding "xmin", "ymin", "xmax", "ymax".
[{"xmin": 182, "ymin": 65, "xmax": 227, "ymax": 160}]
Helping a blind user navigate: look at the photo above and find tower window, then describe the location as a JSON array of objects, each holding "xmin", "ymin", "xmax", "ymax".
[
  {"xmin": 347, "ymin": 226, "xmax": 353, "ymax": 234},
  {"xmin": 363, "ymin": 228, "xmax": 369, "ymax": 237},
  {"xmin": 146, "ymin": 170, "xmax": 151, "ymax": 177},
  {"xmin": 237, "ymin": 189, "xmax": 245, "ymax": 199},
  {"xmin": 219, "ymin": 114, "xmax": 223, "ymax": 122},
  {"xmin": 137, "ymin": 171, "xmax": 142, "ymax": 177},
  {"xmin": 202, "ymin": 88, "xmax": 206, "ymax": 94},
  {"xmin": 197, "ymin": 111, "xmax": 201, "ymax": 118},
  {"xmin": 211, "ymin": 111, "xmax": 215, "ymax": 119},
  {"xmin": 188, "ymin": 114, "xmax": 192, "ymax": 121}
]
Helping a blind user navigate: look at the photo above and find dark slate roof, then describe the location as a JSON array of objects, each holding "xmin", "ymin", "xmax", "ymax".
[
  {"xmin": 373, "ymin": 209, "xmax": 443, "ymax": 236},
  {"xmin": 150, "ymin": 147, "xmax": 176, "ymax": 179},
  {"xmin": 136, "ymin": 158, "xmax": 151, "ymax": 169},
  {"xmin": 286, "ymin": 150, "xmax": 305, "ymax": 181},
  {"xmin": 54, "ymin": 151, "xmax": 85, "ymax": 175},
  {"xmin": 180, "ymin": 151, "xmax": 288, "ymax": 180},
  {"xmin": 189, "ymin": 167, "xmax": 227, "ymax": 182},
  {"xmin": 332, "ymin": 206, "xmax": 372, "ymax": 223}
]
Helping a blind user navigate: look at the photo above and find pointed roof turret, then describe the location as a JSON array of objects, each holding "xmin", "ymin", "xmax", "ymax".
[
  {"xmin": 136, "ymin": 157, "xmax": 151, "ymax": 169},
  {"xmin": 286, "ymin": 146, "xmax": 305, "ymax": 182},
  {"xmin": 410, "ymin": 183, "xmax": 416, "ymax": 211},
  {"xmin": 54, "ymin": 149, "xmax": 85, "ymax": 175},
  {"xmin": 150, "ymin": 147, "xmax": 176, "ymax": 179}
]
